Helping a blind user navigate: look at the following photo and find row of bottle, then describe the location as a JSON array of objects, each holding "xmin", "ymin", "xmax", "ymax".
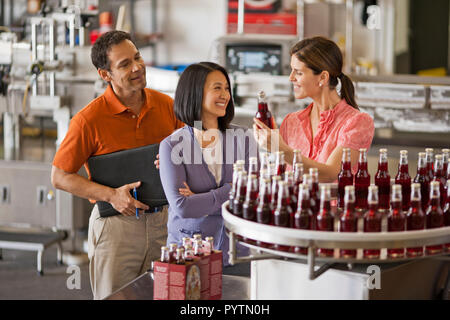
[
  {"xmin": 160, "ymin": 235, "xmax": 215, "ymax": 265},
  {"xmin": 338, "ymin": 147, "xmax": 450, "ymax": 212},
  {"xmin": 228, "ymin": 159, "xmax": 450, "ymax": 259}
]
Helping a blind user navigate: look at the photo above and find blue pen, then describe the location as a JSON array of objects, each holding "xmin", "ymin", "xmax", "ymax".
[{"xmin": 133, "ymin": 187, "xmax": 139, "ymax": 219}]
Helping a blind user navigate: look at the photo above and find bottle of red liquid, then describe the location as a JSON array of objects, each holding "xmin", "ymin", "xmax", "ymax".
[
  {"xmin": 363, "ymin": 185, "xmax": 382, "ymax": 259},
  {"xmin": 160, "ymin": 246, "xmax": 170, "ymax": 263},
  {"xmin": 395, "ymin": 150, "xmax": 411, "ymax": 212},
  {"xmin": 259, "ymin": 153, "xmax": 271, "ymax": 180},
  {"xmin": 293, "ymin": 163, "xmax": 304, "ymax": 205},
  {"xmin": 432, "ymin": 154, "xmax": 446, "ymax": 209},
  {"xmin": 375, "ymin": 148, "xmax": 391, "ymax": 211},
  {"xmin": 294, "ymin": 183, "xmax": 314, "ymax": 255},
  {"xmin": 447, "ymin": 157, "xmax": 450, "ymax": 180},
  {"xmin": 243, "ymin": 174, "xmax": 258, "ymax": 244},
  {"xmin": 270, "ymin": 175, "xmax": 282, "ymax": 223},
  {"xmin": 233, "ymin": 170, "xmax": 247, "ymax": 218},
  {"xmin": 292, "ymin": 149, "xmax": 302, "ymax": 167},
  {"xmin": 275, "ymin": 151, "xmax": 286, "ymax": 178},
  {"xmin": 442, "ymin": 149, "xmax": 449, "ymax": 178},
  {"xmin": 317, "ymin": 184, "xmax": 334, "ymax": 257},
  {"xmin": 249, "ymin": 157, "xmax": 259, "ymax": 178},
  {"xmin": 444, "ymin": 180, "xmax": 450, "ymax": 252},
  {"xmin": 168, "ymin": 243, "xmax": 178, "ymax": 263},
  {"xmin": 339, "ymin": 185, "xmax": 357, "ymax": 258},
  {"xmin": 338, "ymin": 148, "xmax": 353, "ymax": 210},
  {"xmin": 387, "ymin": 184, "xmax": 406, "ymax": 258},
  {"xmin": 425, "ymin": 148, "xmax": 434, "ymax": 181},
  {"xmin": 425, "ymin": 181, "xmax": 444, "ymax": 255},
  {"xmin": 273, "ymin": 181, "xmax": 293, "ymax": 252},
  {"xmin": 284, "ymin": 171, "xmax": 297, "ymax": 214},
  {"xmin": 255, "ymin": 90, "xmax": 274, "ymax": 129},
  {"xmin": 256, "ymin": 177, "xmax": 272, "ymax": 248},
  {"xmin": 305, "ymin": 173, "xmax": 319, "ymax": 217},
  {"xmin": 309, "ymin": 168, "xmax": 320, "ymax": 200},
  {"xmin": 355, "ymin": 148, "xmax": 370, "ymax": 212},
  {"xmin": 413, "ymin": 152, "xmax": 430, "ymax": 212},
  {"xmin": 229, "ymin": 163, "xmax": 243, "ymax": 213},
  {"xmin": 406, "ymin": 183, "xmax": 425, "ymax": 257}
]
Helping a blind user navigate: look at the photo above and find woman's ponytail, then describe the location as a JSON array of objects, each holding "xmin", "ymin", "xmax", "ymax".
[{"xmin": 339, "ymin": 73, "xmax": 359, "ymax": 110}]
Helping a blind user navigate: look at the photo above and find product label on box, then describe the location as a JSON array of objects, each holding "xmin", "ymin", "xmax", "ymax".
[{"xmin": 185, "ymin": 265, "xmax": 201, "ymax": 300}]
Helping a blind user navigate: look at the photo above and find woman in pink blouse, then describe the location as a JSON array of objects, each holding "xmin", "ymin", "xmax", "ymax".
[{"xmin": 253, "ymin": 36, "xmax": 374, "ymax": 182}]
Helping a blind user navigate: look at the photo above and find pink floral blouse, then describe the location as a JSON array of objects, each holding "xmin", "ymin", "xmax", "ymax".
[{"xmin": 280, "ymin": 99, "xmax": 375, "ymax": 173}]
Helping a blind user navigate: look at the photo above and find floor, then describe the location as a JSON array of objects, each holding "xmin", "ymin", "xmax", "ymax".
[{"xmin": 0, "ymin": 246, "xmax": 93, "ymax": 300}]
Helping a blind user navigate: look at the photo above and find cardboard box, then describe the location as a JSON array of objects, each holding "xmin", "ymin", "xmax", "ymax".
[
  {"xmin": 209, "ymin": 250, "xmax": 223, "ymax": 300},
  {"xmin": 153, "ymin": 249, "xmax": 223, "ymax": 300},
  {"xmin": 153, "ymin": 260, "xmax": 201, "ymax": 300}
]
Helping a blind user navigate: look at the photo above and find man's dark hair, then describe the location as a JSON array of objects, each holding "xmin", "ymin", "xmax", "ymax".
[
  {"xmin": 91, "ymin": 30, "xmax": 134, "ymax": 71},
  {"xmin": 174, "ymin": 62, "xmax": 234, "ymax": 131}
]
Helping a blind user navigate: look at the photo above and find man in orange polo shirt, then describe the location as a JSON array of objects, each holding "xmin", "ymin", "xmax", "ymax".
[{"xmin": 51, "ymin": 31, "xmax": 184, "ymax": 299}]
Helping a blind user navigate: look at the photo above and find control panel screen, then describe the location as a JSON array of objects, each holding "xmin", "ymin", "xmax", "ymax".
[{"xmin": 225, "ymin": 44, "xmax": 282, "ymax": 75}]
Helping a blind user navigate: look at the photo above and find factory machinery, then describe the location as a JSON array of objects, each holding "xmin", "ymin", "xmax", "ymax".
[
  {"xmin": 222, "ymin": 192, "xmax": 450, "ymax": 300},
  {"xmin": 0, "ymin": 4, "xmax": 100, "ymax": 274}
]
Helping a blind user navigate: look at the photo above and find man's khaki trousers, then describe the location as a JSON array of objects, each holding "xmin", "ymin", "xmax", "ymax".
[{"xmin": 88, "ymin": 205, "xmax": 168, "ymax": 300}]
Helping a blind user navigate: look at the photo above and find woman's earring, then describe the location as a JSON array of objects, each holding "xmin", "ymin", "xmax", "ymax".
[{"xmin": 319, "ymin": 83, "xmax": 323, "ymax": 87}]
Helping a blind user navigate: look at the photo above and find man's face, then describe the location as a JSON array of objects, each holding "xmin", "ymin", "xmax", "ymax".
[{"xmin": 102, "ymin": 39, "xmax": 146, "ymax": 93}]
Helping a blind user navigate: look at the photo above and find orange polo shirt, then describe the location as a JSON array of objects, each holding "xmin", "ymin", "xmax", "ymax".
[{"xmin": 53, "ymin": 85, "xmax": 184, "ymax": 176}]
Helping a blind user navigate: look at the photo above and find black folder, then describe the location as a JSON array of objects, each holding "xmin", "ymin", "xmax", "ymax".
[{"xmin": 87, "ymin": 143, "xmax": 167, "ymax": 217}]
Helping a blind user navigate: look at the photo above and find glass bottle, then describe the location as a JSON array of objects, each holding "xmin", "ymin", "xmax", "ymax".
[
  {"xmin": 395, "ymin": 150, "xmax": 411, "ymax": 212},
  {"xmin": 339, "ymin": 185, "xmax": 357, "ymax": 258},
  {"xmin": 256, "ymin": 177, "xmax": 273, "ymax": 248},
  {"xmin": 293, "ymin": 163, "xmax": 304, "ymax": 205},
  {"xmin": 444, "ymin": 180, "xmax": 450, "ymax": 252},
  {"xmin": 249, "ymin": 157, "xmax": 259, "ymax": 178},
  {"xmin": 316, "ymin": 184, "xmax": 334, "ymax": 257},
  {"xmin": 184, "ymin": 244, "xmax": 194, "ymax": 262},
  {"xmin": 292, "ymin": 149, "xmax": 302, "ymax": 167},
  {"xmin": 273, "ymin": 181, "xmax": 293, "ymax": 251},
  {"xmin": 355, "ymin": 148, "xmax": 370, "ymax": 212},
  {"xmin": 406, "ymin": 183, "xmax": 425, "ymax": 257},
  {"xmin": 294, "ymin": 183, "xmax": 314, "ymax": 254},
  {"xmin": 228, "ymin": 163, "xmax": 243, "ymax": 213},
  {"xmin": 259, "ymin": 153, "xmax": 271, "ymax": 181},
  {"xmin": 305, "ymin": 173, "xmax": 319, "ymax": 217},
  {"xmin": 309, "ymin": 168, "xmax": 320, "ymax": 200},
  {"xmin": 242, "ymin": 174, "xmax": 259, "ymax": 244},
  {"xmin": 338, "ymin": 148, "xmax": 353, "ymax": 209},
  {"xmin": 425, "ymin": 148, "xmax": 434, "ymax": 181},
  {"xmin": 270, "ymin": 175, "xmax": 282, "ymax": 223},
  {"xmin": 205, "ymin": 236, "xmax": 214, "ymax": 254},
  {"xmin": 255, "ymin": 90, "xmax": 273, "ymax": 129},
  {"xmin": 160, "ymin": 246, "xmax": 169, "ymax": 263},
  {"xmin": 243, "ymin": 174, "xmax": 258, "ymax": 222},
  {"xmin": 176, "ymin": 247, "xmax": 186, "ymax": 265},
  {"xmin": 387, "ymin": 184, "xmax": 405, "ymax": 258},
  {"xmin": 284, "ymin": 171, "xmax": 297, "ymax": 213},
  {"xmin": 425, "ymin": 181, "xmax": 444, "ymax": 255},
  {"xmin": 375, "ymin": 148, "xmax": 391, "ymax": 211},
  {"xmin": 413, "ymin": 152, "xmax": 430, "ymax": 212},
  {"xmin": 363, "ymin": 185, "xmax": 382, "ymax": 259},
  {"xmin": 275, "ymin": 151, "xmax": 286, "ymax": 178},
  {"xmin": 169, "ymin": 243, "xmax": 178, "ymax": 263},
  {"xmin": 442, "ymin": 149, "xmax": 449, "ymax": 177},
  {"xmin": 432, "ymin": 154, "xmax": 446, "ymax": 209},
  {"xmin": 233, "ymin": 170, "xmax": 247, "ymax": 218},
  {"xmin": 193, "ymin": 239, "xmax": 204, "ymax": 257}
]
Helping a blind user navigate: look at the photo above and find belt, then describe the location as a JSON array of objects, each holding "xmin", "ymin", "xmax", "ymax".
[{"xmin": 144, "ymin": 206, "xmax": 164, "ymax": 214}]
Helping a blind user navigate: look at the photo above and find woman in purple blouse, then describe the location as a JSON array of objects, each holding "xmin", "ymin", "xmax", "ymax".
[{"xmin": 159, "ymin": 62, "xmax": 254, "ymax": 268}]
